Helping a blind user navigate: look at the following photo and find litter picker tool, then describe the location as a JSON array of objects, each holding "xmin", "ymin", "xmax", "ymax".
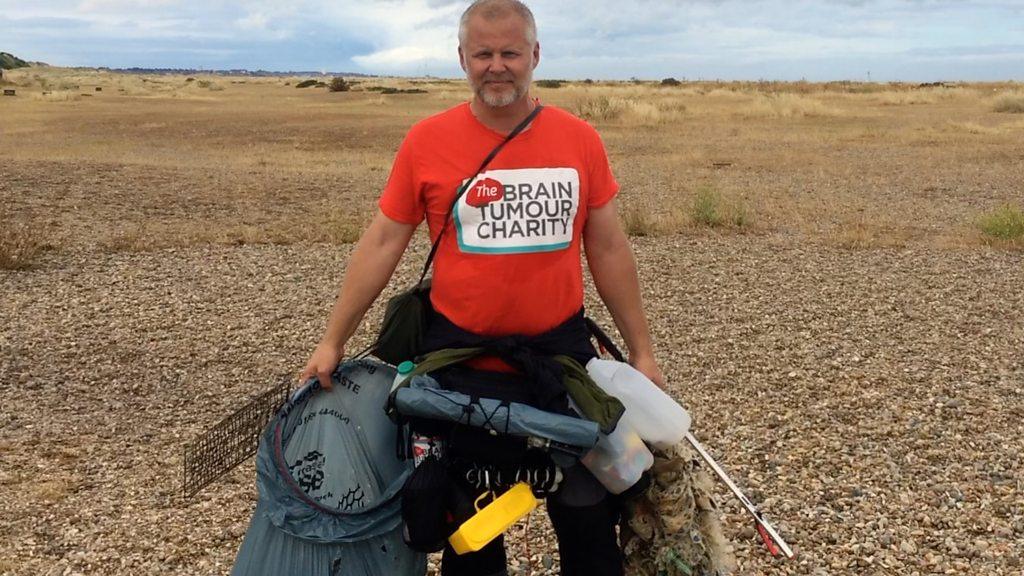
[
  {"xmin": 685, "ymin": 432, "xmax": 795, "ymax": 559},
  {"xmin": 584, "ymin": 320, "xmax": 795, "ymax": 559},
  {"xmin": 182, "ymin": 375, "xmax": 292, "ymax": 498}
]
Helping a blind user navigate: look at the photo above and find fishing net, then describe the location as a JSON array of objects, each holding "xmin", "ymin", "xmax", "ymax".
[{"xmin": 621, "ymin": 441, "xmax": 736, "ymax": 576}]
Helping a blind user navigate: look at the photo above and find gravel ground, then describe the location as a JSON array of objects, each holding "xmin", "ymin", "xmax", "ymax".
[{"xmin": 2, "ymin": 235, "xmax": 1022, "ymax": 575}]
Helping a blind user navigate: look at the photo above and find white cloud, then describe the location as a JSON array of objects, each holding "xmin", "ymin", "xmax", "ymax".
[
  {"xmin": 0, "ymin": 0, "xmax": 1021, "ymax": 79},
  {"xmin": 235, "ymin": 11, "xmax": 269, "ymax": 31},
  {"xmin": 318, "ymin": 0, "xmax": 462, "ymax": 72},
  {"xmin": 77, "ymin": 0, "xmax": 180, "ymax": 12},
  {"xmin": 353, "ymin": 44, "xmax": 452, "ymax": 68}
]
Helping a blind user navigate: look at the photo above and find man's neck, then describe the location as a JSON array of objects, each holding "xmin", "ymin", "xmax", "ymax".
[{"xmin": 470, "ymin": 95, "xmax": 537, "ymax": 135}]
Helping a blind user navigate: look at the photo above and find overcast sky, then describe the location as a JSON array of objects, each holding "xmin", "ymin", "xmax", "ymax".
[{"xmin": 2, "ymin": 0, "xmax": 1022, "ymax": 81}]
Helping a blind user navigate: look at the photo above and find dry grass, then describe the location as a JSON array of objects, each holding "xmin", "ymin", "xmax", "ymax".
[
  {"xmin": 2, "ymin": 68, "xmax": 1022, "ymax": 253},
  {"xmin": 31, "ymin": 479, "xmax": 73, "ymax": 504},
  {"xmin": 829, "ymin": 215, "xmax": 913, "ymax": 249},
  {"xmin": 873, "ymin": 91, "xmax": 943, "ymax": 106},
  {"xmin": 0, "ymin": 221, "xmax": 47, "ymax": 270},
  {"xmin": 621, "ymin": 203, "xmax": 660, "ymax": 236},
  {"xmin": 27, "ymin": 91, "xmax": 83, "ymax": 102},
  {"xmin": 102, "ymin": 210, "xmax": 363, "ymax": 253},
  {"xmin": 991, "ymin": 92, "xmax": 1024, "ymax": 113},
  {"xmin": 570, "ymin": 93, "xmax": 687, "ymax": 124},
  {"xmin": 619, "ymin": 185, "xmax": 750, "ymax": 236},
  {"xmin": 860, "ymin": 86, "xmax": 976, "ymax": 106},
  {"xmin": 944, "ymin": 121, "xmax": 1000, "ymax": 135},
  {"xmin": 736, "ymin": 93, "xmax": 845, "ymax": 118}
]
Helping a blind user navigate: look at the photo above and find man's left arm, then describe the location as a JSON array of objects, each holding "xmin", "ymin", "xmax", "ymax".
[{"xmin": 583, "ymin": 199, "xmax": 666, "ymax": 388}]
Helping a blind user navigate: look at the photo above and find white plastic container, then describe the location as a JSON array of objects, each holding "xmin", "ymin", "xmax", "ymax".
[
  {"xmin": 580, "ymin": 421, "xmax": 654, "ymax": 494},
  {"xmin": 586, "ymin": 358, "xmax": 691, "ymax": 450}
]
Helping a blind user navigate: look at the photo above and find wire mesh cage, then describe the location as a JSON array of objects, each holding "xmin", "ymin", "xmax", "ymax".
[{"xmin": 183, "ymin": 376, "xmax": 292, "ymax": 498}]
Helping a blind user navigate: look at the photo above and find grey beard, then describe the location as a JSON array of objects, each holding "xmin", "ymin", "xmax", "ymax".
[
  {"xmin": 479, "ymin": 87, "xmax": 520, "ymax": 107},
  {"xmin": 475, "ymin": 82, "xmax": 526, "ymax": 108}
]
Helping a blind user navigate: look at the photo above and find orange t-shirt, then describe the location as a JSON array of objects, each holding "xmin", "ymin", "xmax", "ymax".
[{"xmin": 378, "ymin": 102, "xmax": 618, "ymax": 337}]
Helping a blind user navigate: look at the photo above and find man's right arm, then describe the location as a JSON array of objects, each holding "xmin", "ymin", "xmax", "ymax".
[{"xmin": 300, "ymin": 209, "xmax": 417, "ymax": 388}]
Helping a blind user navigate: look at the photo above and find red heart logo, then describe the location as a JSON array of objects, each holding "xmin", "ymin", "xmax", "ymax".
[{"xmin": 466, "ymin": 178, "xmax": 504, "ymax": 207}]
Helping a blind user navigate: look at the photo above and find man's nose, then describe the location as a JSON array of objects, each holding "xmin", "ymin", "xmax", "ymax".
[{"xmin": 488, "ymin": 55, "xmax": 508, "ymax": 73}]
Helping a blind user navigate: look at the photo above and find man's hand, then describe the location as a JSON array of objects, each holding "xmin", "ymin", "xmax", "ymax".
[
  {"xmin": 299, "ymin": 341, "xmax": 345, "ymax": 390},
  {"xmin": 629, "ymin": 353, "xmax": 666, "ymax": 389}
]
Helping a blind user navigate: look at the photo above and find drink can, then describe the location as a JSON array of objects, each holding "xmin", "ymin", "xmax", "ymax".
[{"xmin": 411, "ymin": 433, "xmax": 444, "ymax": 466}]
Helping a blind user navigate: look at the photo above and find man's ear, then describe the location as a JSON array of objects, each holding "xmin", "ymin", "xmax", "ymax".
[
  {"xmin": 458, "ymin": 46, "xmax": 468, "ymax": 73},
  {"xmin": 532, "ymin": 41, "xmax": 540, "ymax": 70}
]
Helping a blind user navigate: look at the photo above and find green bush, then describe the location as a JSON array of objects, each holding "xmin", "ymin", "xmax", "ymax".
[
  {"xmin": 661, "ymin": 77, "xmax": 681, "ymax": 86},
  {"xmin": 691, "ymin": 187, "xmax": 724, "ymax": 227},
  {"xmin": 380, "ymin": 87, "xmax": 427, "ymax": 95},
  {"xmin": 690, "ymin": 186, "xmax": 749, "ymax": 229},
  {"xmin": 295, "ymin": 79, "xmax": 318, "ymax": 88},
  {"xmin": 535, "ymin": 79, "xmax": 563, "ymax": 89},
  {"xmin": 977, "ymin": 204, "xmax": 1024, "ymax": 243},
  {"xmin": 328, "ymin": 77, "xmax": 350, "ymax": 92},
  {"xmin": 0, "ymin": 52, "xmax": 30, "ymax": 69}
]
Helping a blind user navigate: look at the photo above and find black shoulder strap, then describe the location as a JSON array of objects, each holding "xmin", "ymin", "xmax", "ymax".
[{"xmin": 416, "ymin": 104, "xmax": 544, "ymax": 285}]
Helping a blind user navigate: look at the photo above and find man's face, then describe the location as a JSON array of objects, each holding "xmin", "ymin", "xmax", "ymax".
[{"xmin": 459, "ymin": 12, "xmax": 539, "ymax": 108}]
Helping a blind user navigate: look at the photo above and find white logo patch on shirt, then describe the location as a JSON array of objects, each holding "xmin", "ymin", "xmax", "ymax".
[{"xmin": 454, "ymin": 168, "xmax": 581, "ymax": 254}]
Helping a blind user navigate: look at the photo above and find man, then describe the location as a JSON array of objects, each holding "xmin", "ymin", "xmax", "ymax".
[{"xmin": 301, "ymin": 1, "xmax": 663, "ymax": 574}]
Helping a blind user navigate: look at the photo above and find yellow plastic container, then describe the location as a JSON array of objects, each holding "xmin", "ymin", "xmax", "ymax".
[{"xmin": 449, "ymin": 482, "xmax": 539, "ymax": 555}]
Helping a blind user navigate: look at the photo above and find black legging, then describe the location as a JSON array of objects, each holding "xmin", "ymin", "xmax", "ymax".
[{"xmin": 441, "ymin": 493, "xmax": 623, "ymax": 576}]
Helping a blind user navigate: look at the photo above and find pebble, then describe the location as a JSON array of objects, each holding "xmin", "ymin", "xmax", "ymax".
[{"xmin": 3, "ymin": 236, "xmax": 1023, "ymax": 576}]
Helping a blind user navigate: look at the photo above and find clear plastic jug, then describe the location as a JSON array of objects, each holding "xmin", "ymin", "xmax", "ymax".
[
  {"xmin": 586, "ymin": 358, "xmax": 691, "ymax": 450},
  {"xmin": 580, "ymin": 420, "xmax": 654, "ymax": 494}
]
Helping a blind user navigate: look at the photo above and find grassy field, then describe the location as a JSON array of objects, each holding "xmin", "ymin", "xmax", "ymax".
[{"xmin": 2, "ymin": 68, "xmax": 1022, "ymax": 263}]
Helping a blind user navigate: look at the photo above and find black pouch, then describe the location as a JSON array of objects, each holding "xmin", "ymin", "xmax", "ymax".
[
  {"xmin": 375, "ymin": 277, "xmax": 432, "ymax": 366},
  {"xmin": 400, "ymin": 454, "xmax": 454, "ymax": 553}
]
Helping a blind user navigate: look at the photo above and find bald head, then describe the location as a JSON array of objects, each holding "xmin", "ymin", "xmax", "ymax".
[{"xmin": 458, "ymin": 0, "xmax": 537, "ymax": 47}]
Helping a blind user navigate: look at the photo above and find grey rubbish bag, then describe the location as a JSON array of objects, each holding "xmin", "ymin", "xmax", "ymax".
[{"xmin": 231, "ymin": 359, "xmax": 426, "ymax": 576}]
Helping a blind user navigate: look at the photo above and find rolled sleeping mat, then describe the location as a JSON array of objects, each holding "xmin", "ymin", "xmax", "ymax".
[{"xmin": 393, "ymin": 375, "xmax": 600, "ymax": 451}]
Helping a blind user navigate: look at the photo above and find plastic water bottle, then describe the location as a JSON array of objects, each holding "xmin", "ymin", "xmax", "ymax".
[
  {"xmin": 580, "ymin": 421, "xmax": 654, "ymax": 494},
  {"xmin": 391, "ymin": 360, "xmax": 416, "ymax": 394},
  {"xmin": 586, "ymin": 359, "xmax": 691, "ymax": 450}
]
